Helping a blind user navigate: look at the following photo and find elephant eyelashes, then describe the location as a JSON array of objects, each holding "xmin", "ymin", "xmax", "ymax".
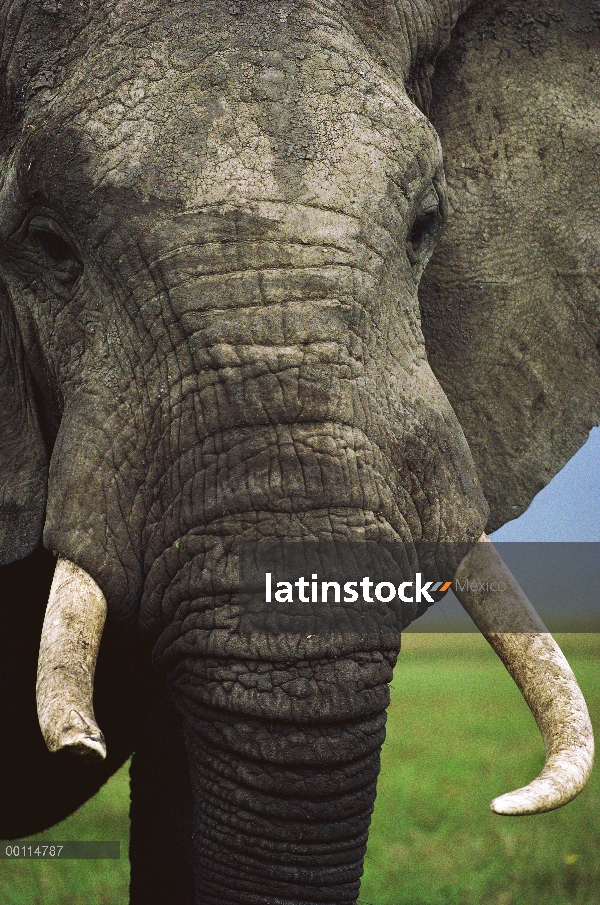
[{"xmin": 25, "ymin": 217, "xmax": 82, "ymax": 283}]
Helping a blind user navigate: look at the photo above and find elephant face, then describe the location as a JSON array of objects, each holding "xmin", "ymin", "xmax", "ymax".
[
  {"xmin": 0, "ymin": 2, "xmax": 596, "ymax": 904},
  {"xmin": 0, "ymin": 5, "xmax": 487, "ymax": 899},
  {"xmin": 0, "ymin": 0, "xmax": 487, "ymax": 618}
]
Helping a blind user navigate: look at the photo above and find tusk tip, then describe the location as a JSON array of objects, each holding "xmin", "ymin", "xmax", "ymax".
[
  {"xmin": 490, "ymin": 792, "xmax": 537, "ymax": 816},
  {"xmin": 58, "ymin": 732, "xmax": 107, "ymax": 760},
  {"xmin": 489, "ymin": 755, "xmax": 594, "ymax": 816},
  {"xmin": 44, "ymin": 712, "xmax": 107, "ymax": 760}
]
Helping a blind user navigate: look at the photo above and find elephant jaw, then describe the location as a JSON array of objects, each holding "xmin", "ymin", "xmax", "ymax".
[
  {"xmin": 35, "ymin": 543, "xmax": 594, "ymax": 819},
  {"xmin": 36, "ymin": 558, "xmax": 107, "ymax": 760}
]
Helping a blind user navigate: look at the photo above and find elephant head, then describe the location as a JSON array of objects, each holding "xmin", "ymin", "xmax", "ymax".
[{"xmin": 0, "ymin": 2, "xmax": 595, "ymax": 903}]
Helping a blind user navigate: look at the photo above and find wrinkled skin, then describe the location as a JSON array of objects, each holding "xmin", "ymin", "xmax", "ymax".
[
  {"xmin": 0, "ymin": 1, "xmax": 597, "ymax": 903},
  {"xmin": 421, "ymin": 0, "xmax": 600, "ymax": 529}
]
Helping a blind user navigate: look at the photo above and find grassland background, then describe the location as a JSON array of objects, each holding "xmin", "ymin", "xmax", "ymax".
[{"xmin": 1, "ymin": 633, "xmax": 598, "ymax": 905}]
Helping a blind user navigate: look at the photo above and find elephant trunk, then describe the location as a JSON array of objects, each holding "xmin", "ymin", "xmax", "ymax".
[
  {"xmin": 454, "ymin": 535, "xmax": 594, "ymax": 815},
  {"xmin": 151, "ymin": 535, "xmax": 401, "ymax": 902},
  {"xmin": 178, "ymin": 697, "xmax": 389, "ymax": 905},
  {"xmin": 36, "ymin": 558, "xmax": 107, "ymax": 759}
]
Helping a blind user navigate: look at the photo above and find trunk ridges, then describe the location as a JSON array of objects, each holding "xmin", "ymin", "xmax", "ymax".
[
  {"xmin": 168, "ymin": 647, "xmax": 396, "ymax": 724},
  {"xmin": 180, "ymin": 705, "xmax": 389, "ymax": 905}
]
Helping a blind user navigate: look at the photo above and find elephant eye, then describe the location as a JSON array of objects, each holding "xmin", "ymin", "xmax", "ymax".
[
  {"xmin": 406, "ymin": 190, "xmax": 442, "ymax": 272},
  {"xmin": 26, "ymin": 217, "xmax": 82, "ymax": 282}
]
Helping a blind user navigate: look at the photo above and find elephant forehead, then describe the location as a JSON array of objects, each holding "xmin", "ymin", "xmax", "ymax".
[{"xmin": 33, "ymin": 12, "xmax": 440, "ymax": 215}]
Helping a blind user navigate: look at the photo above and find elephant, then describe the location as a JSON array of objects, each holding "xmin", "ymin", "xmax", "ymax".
[{"xmin": 0, "ymin": 1, "xmax": 597, "ymax": 903}]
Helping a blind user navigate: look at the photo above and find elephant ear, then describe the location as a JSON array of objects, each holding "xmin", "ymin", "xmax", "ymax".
[
  {"xmin": 420, "ymin": 0, "xmax": 600, "ymax": 532},
  {"xmin": 0, "ymin": 279, "xmax": 47, "ymax": 564}
]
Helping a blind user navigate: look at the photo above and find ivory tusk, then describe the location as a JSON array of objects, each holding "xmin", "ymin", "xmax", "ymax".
[
  {"xmin": 36, "ymin": 557, "xmax": 107, "ymax": 759},
  {"xmin": 453, "ymin": 534, "xmax": 594, "ymax": 815}
]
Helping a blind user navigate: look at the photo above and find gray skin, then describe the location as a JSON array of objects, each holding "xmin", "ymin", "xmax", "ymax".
[
  {"xmin": 0, "ymin": 1, "xmax": 597, "ymax": 903},
  {"xmin": 421, "ymin": 0, "xmax": 600, "ymax": 530}
]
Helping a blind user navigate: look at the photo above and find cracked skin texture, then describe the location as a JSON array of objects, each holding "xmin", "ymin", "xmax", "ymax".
[{"xmin": 0, "ymin": 1, "xmax": 596, "ymax": 903}]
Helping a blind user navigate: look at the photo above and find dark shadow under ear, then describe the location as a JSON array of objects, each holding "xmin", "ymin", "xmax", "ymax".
[
  {"xmin": 420, "ymin": 0, "xmax": 600, "ymax": 531},
  {"xmin": 0, "ymin": 278, "xmax": 48, "ymax": 564}
]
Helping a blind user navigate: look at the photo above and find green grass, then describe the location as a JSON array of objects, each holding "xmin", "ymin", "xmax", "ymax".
[
  {"xmin": 0, "ymin": 760, "xmax": 130, "ymax": 904},
  {"xmin": 361, "ymin": 634, "xmax": 600, "ymax": 905},
  {"xmin": 1, "ymin": 634, "xmax": 598, "ymax": 904}
]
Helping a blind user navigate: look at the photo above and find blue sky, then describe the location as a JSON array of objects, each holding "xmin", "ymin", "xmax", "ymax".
[{"xmin": 491, "ymin": 427, "xmax": 600, "ymax": 542}]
